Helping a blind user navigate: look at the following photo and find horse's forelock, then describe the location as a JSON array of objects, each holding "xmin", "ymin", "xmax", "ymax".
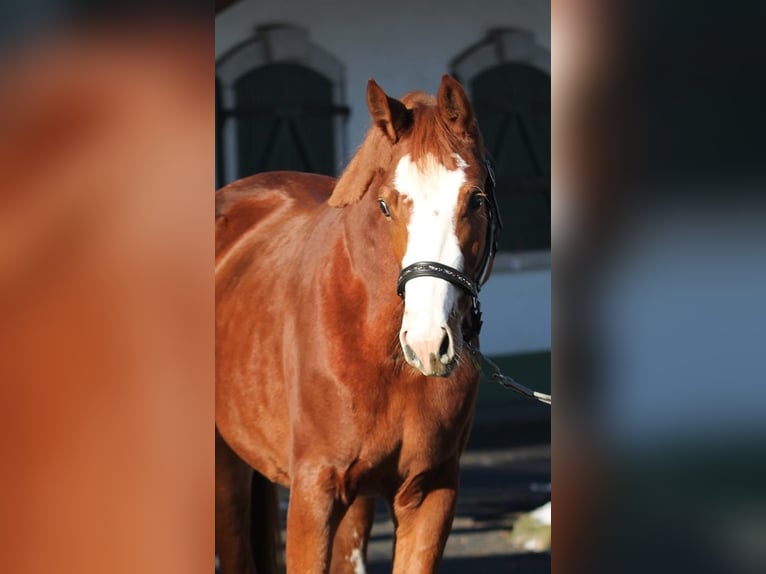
[{"xmin": 402, "ymin": 96, "xmax": 482, "ymax": 171}]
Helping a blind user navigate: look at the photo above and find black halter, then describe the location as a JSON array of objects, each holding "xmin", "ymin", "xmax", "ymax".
[{"xmin": 396, "ymin": 158, "xmax": 503, "ymax": 341}]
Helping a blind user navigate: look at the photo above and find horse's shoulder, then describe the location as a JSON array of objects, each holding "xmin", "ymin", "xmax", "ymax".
[{"xmin": 215, "ymin": 171, "xmax": 337, "ymax": 259}]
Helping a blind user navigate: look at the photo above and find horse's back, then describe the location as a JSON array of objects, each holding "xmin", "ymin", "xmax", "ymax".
[{"xmin": 215, "ymin": 171, "xmax": 336, "ymax": 261}]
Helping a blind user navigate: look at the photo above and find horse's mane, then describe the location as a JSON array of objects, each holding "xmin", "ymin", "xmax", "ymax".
[{"xmin": 327, "ymin": 123, "xmax": 391, "ymax": 207}]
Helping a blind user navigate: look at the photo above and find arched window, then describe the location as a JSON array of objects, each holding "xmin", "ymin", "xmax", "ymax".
[
  {"xmin": 215, "ymin": 25, "xmax": 348, "ymax": 188},
  {"xmin": 451, "ymin": 29, "xmax": 550, "ymax": 254}
]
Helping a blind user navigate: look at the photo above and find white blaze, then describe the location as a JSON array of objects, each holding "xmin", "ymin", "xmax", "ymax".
[{"xmin": 395, "ymin": 153, "xmax": 466, "ymax": 361}]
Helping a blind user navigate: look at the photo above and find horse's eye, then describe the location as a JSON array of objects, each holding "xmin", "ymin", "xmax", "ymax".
[
  {"xmin": 378, "ymin": 199, "xmax": 391, "ymax": 218},
  {"xmin": 467, "ymin": 192, "xmax": 484, "ymax": 213}
]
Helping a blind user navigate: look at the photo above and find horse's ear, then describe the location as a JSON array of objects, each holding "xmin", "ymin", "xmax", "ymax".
[
  {"xmin": 366, "ymin": 78, "xmax": 412, "ymax": 144},
  {"xmin": 437, "ymin": 74, "xmax": 475, "ymax": 138}
]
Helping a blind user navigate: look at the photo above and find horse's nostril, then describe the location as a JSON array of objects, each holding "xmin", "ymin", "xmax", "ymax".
[{"xmin": 438, "ymin": 329, "xmax": 450, "ymax": 359}]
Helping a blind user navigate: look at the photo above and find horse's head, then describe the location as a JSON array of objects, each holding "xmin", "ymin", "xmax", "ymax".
[{"xmin": 329, "ymin": 75, "xmax": 499, "ymax": 377}]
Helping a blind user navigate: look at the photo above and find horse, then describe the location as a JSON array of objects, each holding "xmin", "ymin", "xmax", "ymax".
[{"xmin": 215, "ymin": 74, "xmax": 501, "ymax": 574}]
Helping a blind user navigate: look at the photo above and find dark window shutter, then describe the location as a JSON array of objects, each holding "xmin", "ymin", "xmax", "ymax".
[
  {"xmin": 215, "ymin": 78, "xmax": 223, "ymax": 189},
  {"xmin": 234, "ymin": 63, "xmax": 336, "ymax": 177},
  {"xmin": 472, "ymin": 63, "xmax": 550, "ymax": 251}
]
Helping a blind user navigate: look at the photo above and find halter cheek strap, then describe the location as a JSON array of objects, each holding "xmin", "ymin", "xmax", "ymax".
[{"xmin": 396, "ymin": 159, "xmax": 502, "ymax": 342}]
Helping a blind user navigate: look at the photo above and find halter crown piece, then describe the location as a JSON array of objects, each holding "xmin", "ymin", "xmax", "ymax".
[{"xmin": 396, "ymin": 158, "xmax": 503, "ymax": 341}]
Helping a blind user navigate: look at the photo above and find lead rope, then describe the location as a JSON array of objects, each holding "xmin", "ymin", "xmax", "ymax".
[{"xmin": 467, "ymin": 343, "xmax": 552, "ymax": 406}]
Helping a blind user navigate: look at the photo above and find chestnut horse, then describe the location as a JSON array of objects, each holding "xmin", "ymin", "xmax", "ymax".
[{"xmin": 215, "ymin": 75, "xmax": 501, "ymax": 574}]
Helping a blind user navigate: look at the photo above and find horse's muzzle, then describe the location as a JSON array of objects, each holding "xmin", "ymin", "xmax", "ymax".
[{"xmin": 401, "ymin": 326, "xmax": 457, "ymax": 377}]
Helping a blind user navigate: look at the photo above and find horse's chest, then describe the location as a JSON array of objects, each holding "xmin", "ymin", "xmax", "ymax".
[
  {"xmin": 364, "ymin": 378, "xmax": 477, "ymax": 467},
  {"xmin": 407, "ymin": 393, "xmax": 473, "ymax": 446}
]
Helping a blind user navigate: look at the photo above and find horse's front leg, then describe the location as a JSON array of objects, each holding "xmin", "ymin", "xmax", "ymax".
[
  {"xmin": 390, "ymin": 460, "xmax": 459, "ymax": 574},
  {"xmin": 285, "ymin": 464, "xmax": 346, "ymax": 574},
  {"xmin": 330, "ymin": 496, "xmax": 375, "ymax": 574}
]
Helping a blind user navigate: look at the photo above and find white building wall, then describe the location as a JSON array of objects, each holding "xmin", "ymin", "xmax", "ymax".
[
  {"xmin": 480, "ymin": 269, "xmax": 551, "ymax": 356},
  {"xmin": 216, "ymin": 0, "xmax": 551, "ymax": 356}
]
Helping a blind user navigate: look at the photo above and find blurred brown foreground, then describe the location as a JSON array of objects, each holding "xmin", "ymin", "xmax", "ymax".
[{"xmin": 0, "ymin": 20, "xmax": 215, "ymax": 574}]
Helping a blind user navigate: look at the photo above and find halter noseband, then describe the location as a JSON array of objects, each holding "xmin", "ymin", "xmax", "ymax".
[{"xmin": 396, "ymin": 158, "xmax": 503, "ymax": 341}]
